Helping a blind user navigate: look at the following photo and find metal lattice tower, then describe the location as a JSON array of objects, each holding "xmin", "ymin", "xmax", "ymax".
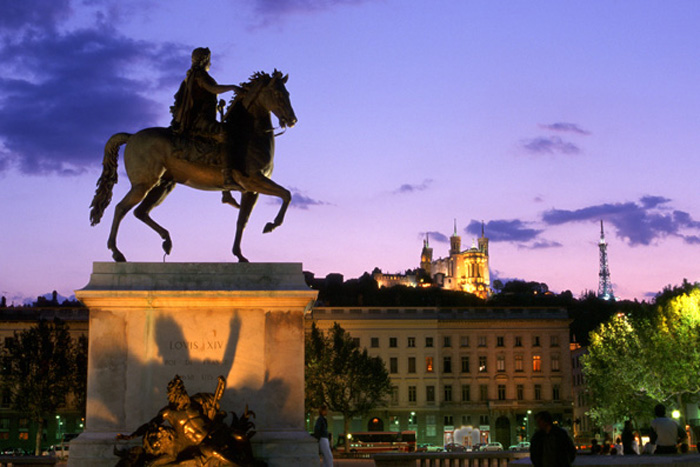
[{"xmin": 597, "ymin": 220, "xmax": 615, "ymax": 300}]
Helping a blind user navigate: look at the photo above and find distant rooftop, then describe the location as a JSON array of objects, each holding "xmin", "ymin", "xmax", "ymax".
[{"xmin": 312, "ymin": 306, "xmax": 568, "ymax": 321}]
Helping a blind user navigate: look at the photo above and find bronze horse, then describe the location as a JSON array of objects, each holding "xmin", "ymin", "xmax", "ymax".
[{"xmin": 89, "ymin": 70, "xmax": 296, "ymax": 262}]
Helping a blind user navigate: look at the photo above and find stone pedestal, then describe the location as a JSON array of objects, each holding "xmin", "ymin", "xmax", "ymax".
[{"xmin": 68, "ymin": 262, "xmax": 319, "ymax": 466}]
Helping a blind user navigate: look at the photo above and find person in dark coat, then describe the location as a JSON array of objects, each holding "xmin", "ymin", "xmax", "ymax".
[
  {"xmin": 530, "ymin": 411, "xmax": 576, "ymax": 467},
  {"xmin": 313, "ymin": 405, "xmax": 333, "ymax": 467}
]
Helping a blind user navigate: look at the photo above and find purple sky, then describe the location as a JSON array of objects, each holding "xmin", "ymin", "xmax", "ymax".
[{"xmin": 1, "ymin": 0, "xmax": 699, "ymax": 303}]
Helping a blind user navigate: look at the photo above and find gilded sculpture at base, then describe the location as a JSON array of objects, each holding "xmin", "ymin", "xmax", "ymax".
[
  {"xmin": 90, "ymin": 47, "xmax": 297, "ymax": 263},
  {"xmin": 115, "ymin": 375, "xmax": 265, "ymax": 467}
]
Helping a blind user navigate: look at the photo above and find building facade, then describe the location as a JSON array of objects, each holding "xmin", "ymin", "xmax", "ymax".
[
  {"xmin": 308, "ymin": 306, "xmax": 573, "ymax": 448},
  {"xmin": 0, "ymin": 307, "xmax": 87, "ymax": 453},
  {"xmin": 374, "ymin": 224, "xmax": 491, "ymax": 300}
]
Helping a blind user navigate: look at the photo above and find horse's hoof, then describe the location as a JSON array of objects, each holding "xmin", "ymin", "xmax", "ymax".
[
  {"xmin": 162, "ymin": 238, "xmax": 173, "ymax": 255},
  {"xmin": 237, "ymin": 256, "xmax": 249, "ymax": 263},
  {"xmin": 263, "ymin": 222, "xmax": 276, "ymax": 234},
  {"xmin": 113, "ymin": 251, "xmax": 127, "ymax": 262}
]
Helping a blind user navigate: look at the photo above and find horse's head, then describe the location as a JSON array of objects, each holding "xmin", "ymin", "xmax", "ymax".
[
  {"xmin": 258, "ymin": 69, "xmax": 296, "ymax": 129},
  {"xmin": 232, "ymin": 70, "xmax": 296, "ymax": 130}
]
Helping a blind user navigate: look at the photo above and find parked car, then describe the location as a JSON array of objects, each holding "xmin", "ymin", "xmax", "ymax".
[
  {"xmin": 444, "ymin": 443, "xmax": 467, "ymax": 452},
  {"xmin": 482, "ymin": 442, "xmax": 504, "ymax": 451},
  {"xmin": 416, "ymin": 443, "xmax": 440, "ymax": 452},
  {"xmin": 509, "ymin": 441, "xmax": 531, "ymax": 451},
  {"xmin": 2, "ymin": 447, "xmax": 26, "ymax": 456}
]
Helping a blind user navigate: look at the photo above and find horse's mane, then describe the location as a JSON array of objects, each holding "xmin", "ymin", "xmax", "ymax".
[{"xmin": 229, "ymin": 70, "xmax": 285, "ymax": 108}]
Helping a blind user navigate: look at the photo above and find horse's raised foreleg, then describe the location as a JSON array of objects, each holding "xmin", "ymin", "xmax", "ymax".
[
  {"xmin": 133, "ymin": 180, "xmax": 176, "ymax": 256},
  {"xmin": 232, "ymin": 192, "xmax": 259, "ymax": 263},
  {"xmin": 221, "ymin": 191, "xmax": 240, "ymax": 209},
  {"xmin": 239, "ymin": 173, "xmax": 291, "ymax": 234},
  {"xmin": 107, "ymin": 183, "xmax": 154, "ymax": 262}
]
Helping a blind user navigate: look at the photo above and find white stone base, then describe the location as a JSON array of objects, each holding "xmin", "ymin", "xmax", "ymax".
[{"xmin": 69, "ymin": 262, "xmax": 317, "ymax": 466}]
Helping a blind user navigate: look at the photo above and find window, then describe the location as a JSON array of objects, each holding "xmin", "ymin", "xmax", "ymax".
[
  {"xmin": 426, "ymin": 385, "xmax": 435, "ymax": 402},
  {"xmin": 498, "ymin": 384, "xmax": 506, "ymax": 401},
  {"xmin": 534, "ymin": 384, "xmax": 542, "ymax": 401},
  {"xmin": 533, "ymin": 355, "xmax": 542, "ymax": 372},
  {"xmin": 516, "ymin": 384, "xmax": 524, "ymax": 401},
  {"xmin": 390, "ymin": 357, "xmax": 398, "ymax": 374},
  {"xmin": 552, "ymin": 354, "xmax": 560, "ymax": 372},
  {"xmin": 408, "ymin": 357, "xmax": 416, "ymax": 373},
  {"xmin": 515, "ymin": 355, "xmax": 523, "ymax": 372},
  {"xmin": 478, "ymin": 356, "xmax": 487, "ymax": 373},
  {"xmin": 462, "ymin": 385, "xmax": 471, "ymax": 402},
  {"xmin": 479, "ymin": 415, "xmax": 489, "ymax": 426},
  {"xmin": 426, "ymin": 415, "xmax": 436, "ymax": 436},
  {"xmin": 391, "ymin": 386, "xmax": 399, "ymax": 405},
  {"xmin": 426, "ymin": 357, "xmax": 434, "ymax": 373},
  {"xmin": 533, "ymin": 336, "xmax": 540, "ymax": 347},
  {"xmin": 425, "ymin": 337, "xmax": 434, "ymax": 348},
  {"xmin": 550, "ymin": 335, "xmax": 559, "ymax": 347},
  {"xmin": 0, "ymin": 422, "xmax": 8, "ymax": 440},
  {"xmin": 478, "ymin": 336, "xmax": 487, "ymax": 347},
  {"xmin": 480, "ymin": 384, "xmax": 488, "ymax": 401},
  {"xmin": 443, "ymin": 356, "xmax": 452, "ymax": 373},
  {"xmin": 444, "ymin": 336, "xmax": 452, "ymax": 347},
  {"xmin": 352, "ymin": 337, "xmax": 360, "ymax": 347},
  {"xmin": 553, "ymin": 384, "xmax": 560, "ymax": 401},
  {"xmin": 444, "ymin": 385, "xmax": 452, "ymax": 402},
  {"xmin": 0, "ymin": 391, "xmax": 9, "ymax": 409},
  {"xmin": 408, "ymin": 386, "xmax": 417, "ymax": 403},
  {"xmin": 389, "ymin": 337, "xmax": 397, "ymax": 348},
  {"xmin": 497, "ymin": 355, "xmax": 505, "ymax": 372},
  {"xmin": 462, "ymin": 415, "xmax": 471, "ymax": 425},
  {"xmin": 408, "ymin": 337, "xmax": 416, "ymax": 348},
  {"xmin": 460, "ymin": 336, "xmax": 470, "ymax": 347},
  {"xmin": 496, "ymin": 336, "xmax": 504, "ymax": 347},
  {"xmin": 444, "ymin": 415, "xmax": 454, "ymax": 426},
  {"xmin": 461, "ymin": 356, "xmax": 470, "ymax": 373},
  {"xmin": 514, "ymin": 336, "xmax": 523, "ymax": 347},
  {"xmin": 371, "ymin": 337, "xmax": 379, "ymax": 348}
]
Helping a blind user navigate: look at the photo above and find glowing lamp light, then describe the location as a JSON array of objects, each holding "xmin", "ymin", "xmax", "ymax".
[{"xmin": 672, "ymin": 410, "xmax": 681, "ymax": 419}]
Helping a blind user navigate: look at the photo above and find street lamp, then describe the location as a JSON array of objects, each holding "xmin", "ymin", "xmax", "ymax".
[{"xmin": 526, "ymin": 410, "xmax": 532, "ymax": 439}]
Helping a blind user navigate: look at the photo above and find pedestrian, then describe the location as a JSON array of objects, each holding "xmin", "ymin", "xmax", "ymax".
[
  {"xmin": 621, "ymin": 420, "xmax": 637, "ymax": 455},
  {"xmin": 614, "ymin": 437, "xmax": 623, "ymax": 455},
  {"xmin": 314, "ymin": 405, "xmax": 333, "ymax": 467},
  {"xmin": 590, "ymin": 438, "xmax": 601, "ymax": 455},
  {"xmin": 651, "ymin": 404, "xmax": 686, "ymax": 454},
  {"xmin": 529, "ymin": 411, "xmax": 576, "ymax": 467}
]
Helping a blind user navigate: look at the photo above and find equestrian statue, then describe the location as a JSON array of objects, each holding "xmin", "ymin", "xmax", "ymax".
[{"xmin": 89, "ymin": 47, "xmax": 297, "ymax": 262}]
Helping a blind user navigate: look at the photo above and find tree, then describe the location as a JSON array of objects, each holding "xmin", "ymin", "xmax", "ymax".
[
  {"xmin": 583, "ymin": 283, "xmax": 700, "ymax": 426},
  {"xmin": 582, "ymin": 314, "xmax": 655, "ymax": 425},
  {"xmin": 305, "ymin": 322, "xmax": 392, "ymax": 452},
  {"xmin": 1, "ymin": 319, "xmax": 78, "ymax": 455}
]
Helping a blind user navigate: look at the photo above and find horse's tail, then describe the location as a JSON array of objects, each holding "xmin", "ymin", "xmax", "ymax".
[{"xmin": 89, "ymin": 132, "xmax": 131, "ymax": 226}]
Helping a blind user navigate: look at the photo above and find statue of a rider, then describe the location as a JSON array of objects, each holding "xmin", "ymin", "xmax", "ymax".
[{"xmin": 170, "ymin": 47, "xmax": 240, "ymax": 189}]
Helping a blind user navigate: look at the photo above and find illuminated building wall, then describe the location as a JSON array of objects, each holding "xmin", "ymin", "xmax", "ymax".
[{"xmin": 308, "ymin": 307, "xmax": 573, "ymax": 447}]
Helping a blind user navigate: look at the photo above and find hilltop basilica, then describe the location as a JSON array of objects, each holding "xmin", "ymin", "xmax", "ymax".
[{"xmin": 374, "ymin": 223, "xmax": 491, "ymax": 299}]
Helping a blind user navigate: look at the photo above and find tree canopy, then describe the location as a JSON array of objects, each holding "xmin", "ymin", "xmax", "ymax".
[
  {"xmin": 305, "ymin": 322, "xmax": 392, "ymax": 452},
  {"xmin": 583, "ymin": 282, "xmax": 700, "ymax": 426},
  {"xmin": 1, "ymin": 319, "xmax": 84, "ymax": 455}
]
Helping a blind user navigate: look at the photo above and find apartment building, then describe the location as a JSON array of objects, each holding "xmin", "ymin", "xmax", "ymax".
[{"xmin": 309, "ymin": 306, "xmax": 573, "ymax": 447}]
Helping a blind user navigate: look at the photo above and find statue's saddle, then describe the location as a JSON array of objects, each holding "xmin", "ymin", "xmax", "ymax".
[{"xmin": 170, "ymin": 131, "xmax": 224, "ymax": 167}]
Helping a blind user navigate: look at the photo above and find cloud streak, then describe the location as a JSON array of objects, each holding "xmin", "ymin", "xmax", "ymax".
[
  {"xmin": 419, "ymin": 231, "xmax": 449, "ymax": 244},
  {"xmin": 392, "ymin": 179, "xmax": 432, "ymax": 195},
  {"xmin": 251, "ymin": 0, "xmax": 370, "ymax": 25},
  {"xmin": 542, "ymin": 196, "xmax": 700, "ymax": 246},
  {"xmin": 521, "ymin": 136, "xmax": 580, "ymax": 155},
  {"xmin": 538, "ymin": 122, "xmax": 591, "ymax": 135}
]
